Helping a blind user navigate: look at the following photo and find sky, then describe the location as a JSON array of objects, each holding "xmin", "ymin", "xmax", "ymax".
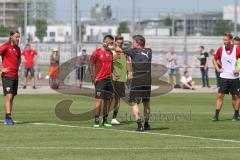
[{"xmin": 55, "ymin": 0, "xmax": 236, "ymax": 22}]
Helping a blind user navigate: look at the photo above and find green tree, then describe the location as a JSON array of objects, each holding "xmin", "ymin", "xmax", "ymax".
[
  {"xmin": 213, "ymin": 20, "xmax": 233, "ymax": 36},
  {"xmin": 35, "ymin": 19, "xmax": 47, "ymax": 42},
  {"xmin": 117, "ymin": 21, "xmax": 130, "ymax": 35},
  {"xmin": 164, "ymin": 16, "xmax": 172, "ymax": 26},
  {"xmin": 0, "ymin": 26, "xmax": 11, "ymax": 37}
]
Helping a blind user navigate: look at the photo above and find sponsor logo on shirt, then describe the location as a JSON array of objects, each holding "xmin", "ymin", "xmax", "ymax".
[{"xmin": 141, "ymin": 52, "xmax": 149, "ymax": 59}]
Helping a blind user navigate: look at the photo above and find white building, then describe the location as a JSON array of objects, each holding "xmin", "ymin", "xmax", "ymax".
[
  {"xmin": 223, "ymin": 5, "xmax": 240, "ymax": 24},
  {"xmin": 144, "ymin": 28, "xmax": 170, "ymax": 36},
  {"xmin": 83, "ymin": 24, "xmax": 118, "ymax": 43},
  {"xmin": 26, "ymin": 25, "xmax": 71, "ymax": 42}
]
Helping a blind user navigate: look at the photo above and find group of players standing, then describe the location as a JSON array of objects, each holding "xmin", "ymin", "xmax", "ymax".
[
  {"xmin": 1, "ymin": 30, "xmax": 240, "ymax": 129},
  {"xmin": 89, "ymin": 34, "xmax": 152, "ymax": 131}
]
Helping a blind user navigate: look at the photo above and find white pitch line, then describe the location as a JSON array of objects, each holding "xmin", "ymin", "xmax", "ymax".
[
  {"xmin": 0, "ymin": 146, "xmax": 240, "ymax": 150},
  {"xmin": 31, "ymin": 122, "xmax": 240, "ymax": 144}
]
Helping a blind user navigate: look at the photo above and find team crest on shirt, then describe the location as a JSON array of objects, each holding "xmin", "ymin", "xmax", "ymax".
[
  {"xmin": 96, "ymin": 91, "xmax": 101, "ymax": 96},
  {"xmin": 6, "ymin": 87, "xmax": 11, "ymax": 92},
  {"xmin": 9, "ymin": 48, "xmax": 17, "ymax": 55}
]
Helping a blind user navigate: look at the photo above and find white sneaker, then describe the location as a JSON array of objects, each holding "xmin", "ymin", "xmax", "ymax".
[{"xmin": 111, "ymin": 119, "xmax": 120, "ymax": 125}]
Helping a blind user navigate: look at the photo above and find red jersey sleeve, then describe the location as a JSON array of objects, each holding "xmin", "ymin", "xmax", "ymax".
[
  {"xmin": 34, "ymin": 50, "xmax": 38, "ymax": 56},
  {"xmin": 0, "ymin": 44, "xmax": 7, "ymax": 56},
  {"xmin": 214, "ymin": 47, "xmax": 222, "ymax": 60}
]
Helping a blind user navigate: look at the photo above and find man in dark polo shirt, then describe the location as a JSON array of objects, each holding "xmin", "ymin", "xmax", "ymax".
[
  {"xmin": 0, "ymin": 30, "xmax": 21, "ymax": 125},
  {"xmin": 117, "ymin": 35, "xmax": 152, "ymax": 131}
]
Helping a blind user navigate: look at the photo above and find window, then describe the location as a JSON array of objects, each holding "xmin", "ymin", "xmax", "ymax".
[{"xmin": 50, "ymin": 32, "xmax": 55, "ymax": 37}]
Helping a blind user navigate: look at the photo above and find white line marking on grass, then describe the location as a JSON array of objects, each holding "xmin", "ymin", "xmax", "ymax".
[
  {"xmin": 0, "ymin": 146, "xmax": 240, "ymax": 150},
  {"xmin": 31, "ymin": 122, "xmax": 240, "ymax": 144}
]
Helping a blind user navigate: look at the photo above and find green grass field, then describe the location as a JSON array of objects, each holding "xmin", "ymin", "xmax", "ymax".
[{"xmin": 0, "ymin": 93, "xmax": 240, "ymax": 160}]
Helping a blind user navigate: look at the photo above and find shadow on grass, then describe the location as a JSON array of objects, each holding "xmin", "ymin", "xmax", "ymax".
[
  {"xmin": 149, "ymin": 127, "xmax": 169, "ymax": 131},
  {"xmin": 15, "ymin": 121, "xmax": 45, "ymax": 125}
]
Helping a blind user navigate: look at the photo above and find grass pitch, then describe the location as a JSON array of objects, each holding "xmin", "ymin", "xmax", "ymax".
[{"xmin": 0, "ymin": 93, "xmax": 239, "ymax": 160}]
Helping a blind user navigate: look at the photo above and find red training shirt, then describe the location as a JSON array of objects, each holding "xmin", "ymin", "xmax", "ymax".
[
  {"xmin": 22, "ymin": 49, "xmax": 37, "ymax": 67},
  {"xmin": 0, "ymin": 42, "xmax": 21, "ymax": 78},
  {"xmin": 89, "ymin": 48, "xmax": 112, "ymax": 81}
]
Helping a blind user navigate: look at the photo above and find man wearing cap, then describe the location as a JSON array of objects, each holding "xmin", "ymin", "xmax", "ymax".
[{"xmin": 49, "ymin": 48, "xmax": 60, "ymax": 89}]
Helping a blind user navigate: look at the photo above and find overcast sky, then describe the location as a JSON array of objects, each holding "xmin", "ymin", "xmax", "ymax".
[{"xmin": 55, "ymin": 0, "xmax": 236, "ymax": 22}]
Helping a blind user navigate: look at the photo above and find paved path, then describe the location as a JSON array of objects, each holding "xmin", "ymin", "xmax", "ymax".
[{"xmin": 0, "ymin": 85, "xmax": 217, "ymax": 95}]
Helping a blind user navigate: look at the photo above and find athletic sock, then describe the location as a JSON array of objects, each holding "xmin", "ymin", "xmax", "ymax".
[
  {"xmin": 144, "ymin": 117, "xmax": 149, "ymax": 123},
  {"xmin": 144, "ymin": 117, "xmax": 149, "ymax": 124},
  {"xmin": 113, "ymin": 111, "xmax": 118, "ymax": 119},
  {"xmin": 95, "ymin": 116, "xmax": 100, "ymax": 124},
  {"xmin": 5, "ymin": 113, "xmax": 11, "ymax": 119},
  {"xmin": 214, "ymin": 109, "xmax": 220, "ymax": 118},
  {"xmin": 136, "ymin": 118, "xmax": 142, "ymax": 126},
  {"xmin": 102, "ymin": 114, "xmax": 108, "ymax": 123},
  {"xmin": 234, "ymin": 110, "xmax": 239, "ymax": 117}
]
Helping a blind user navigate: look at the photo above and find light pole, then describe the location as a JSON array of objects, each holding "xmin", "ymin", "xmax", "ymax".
[
  {"xmin": 183, "ymin": 13, "xmax": 188, "ymax": 67},
  {"xmin": 234, "ymin": 0, "xmax": 238, "ymax": 36},
  {"xmin": 24, "ymin": 0, "xmax": 28, "ymax": 44},
  {"xmin": 78, "ymin": 10, "xmax": 82, "ymax": 49},
  {"xmin": 132, "ymin": 0, "xmax": 135, "ymax": 36},
  {"xmin": 71, "ymin": 0, "xmax": 78, "ymax": 58}
]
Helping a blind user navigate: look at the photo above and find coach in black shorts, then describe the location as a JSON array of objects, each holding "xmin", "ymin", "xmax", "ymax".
[{"xmin": 120, "ymin": 35, "xmax": 152, "ymax": 131}]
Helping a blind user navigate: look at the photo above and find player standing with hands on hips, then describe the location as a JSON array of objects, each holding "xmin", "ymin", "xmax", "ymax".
[{"xmin": 0, "ymin": 31, "xmax": 21, "ymax": 125}]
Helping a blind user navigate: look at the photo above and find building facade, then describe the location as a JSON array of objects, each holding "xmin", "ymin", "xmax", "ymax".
[
  {"xmin": 0, "ymin": 0, "xmax": 24, "ymax": 27},
  {"xmin": 139, "ymin": 12, "xmax": 223, "ymax": 36},
  {"xmin": 0, "ymin": 0, "xmax": 54, "ymax": 27}
]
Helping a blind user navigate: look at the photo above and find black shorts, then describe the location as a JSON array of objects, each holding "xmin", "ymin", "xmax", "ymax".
[
  {"xmin": 2, "ymin": 77, "xmax": 18, "ymax": 96},
  {"xmin": 129, "ymin": 86, "xmax": 151, "ymax": 104},
  {"xmin": 24, "ymin": 67, "xmax": 35, "ymax": 77},
  {"xmin": 218, "ymin": 78, "xmax": 239, "ymax": 95},
  {"xmin": 95, "ymin": 78, "xmax": 113, "ymax": 100},
  {"xmin": 113, "ymin": 81, "xmax": 125, "ymax": 98}
]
